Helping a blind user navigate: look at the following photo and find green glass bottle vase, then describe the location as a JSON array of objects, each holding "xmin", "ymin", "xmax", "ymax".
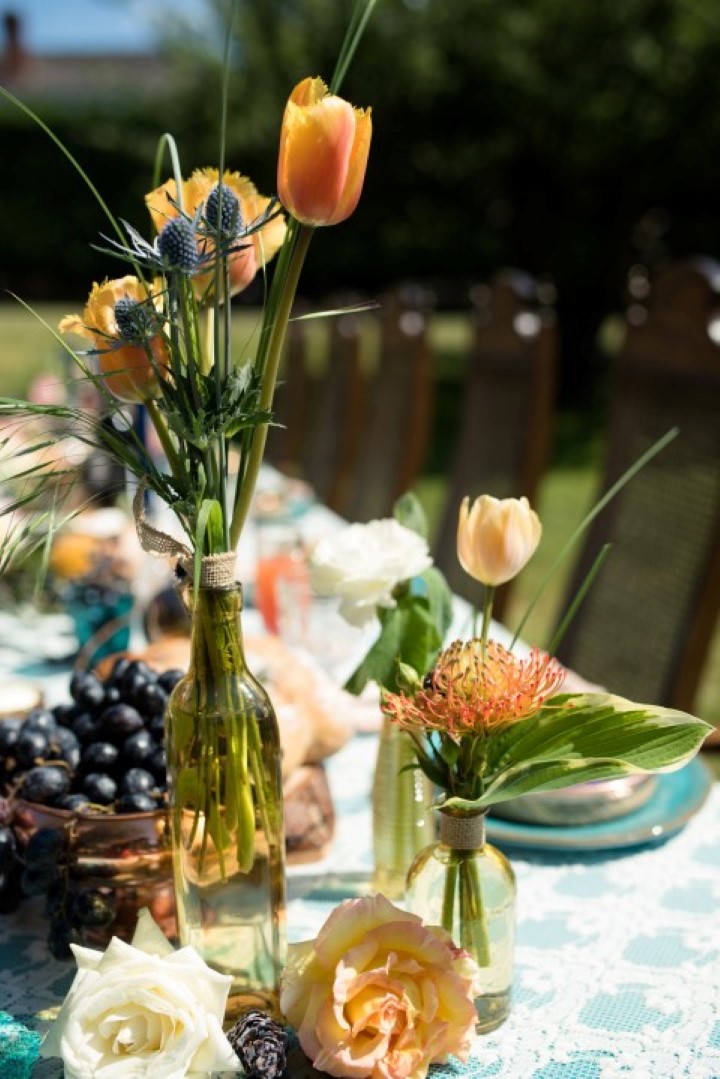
[
  {"xmin": 371, "ymin": 716, "xmax": 435, "ymax": 899},
  {"xmin": 405, "ymin": 809, "xmax": 515, "ymax": 1033},
  {"xmin": 166, "ymin": 583, "xmax": 286, "ymax": 1020}
]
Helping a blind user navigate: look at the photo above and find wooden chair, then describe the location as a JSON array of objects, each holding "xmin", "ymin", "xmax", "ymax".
[
  {"xmin": 332, "ymin": 283, "xmax": 435, "ymax": 522},
  {"xmin": 555, "ymin": 260, "xmax": 720, "ymax": 711},
  {"xmin": 304, "ymin": 305, "xmax": 368, "ymax": 510},
  {"xmin": 433, "ymin": 270, "xmax": 557, "ymax": 617},
  {"xmin": 265, "ymin": 311, "xmax": 314, "ymax": 477},
  {"xmin": 265, "ymin": 298, "xmax": 368, "ymax": 506}
]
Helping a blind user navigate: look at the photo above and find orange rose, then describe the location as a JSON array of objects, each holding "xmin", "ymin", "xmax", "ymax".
[
  {"xmin": 277, "ymin": 76, "xmax": 372, "ymax": 226},
  {"xmin": 59, "ymin": 276, "xmax": 167, "ymax": 404},
  {"xmin": 145, "ymin": 168, "xmax": 286, "ymax": 299},
  {"xmin": 280, "ymin": 894, "xmax": 478, "ymax": 1078}
]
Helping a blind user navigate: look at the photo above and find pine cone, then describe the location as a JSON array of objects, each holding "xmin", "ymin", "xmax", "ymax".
[{"xmin": 226, "ymin": 1009, "xmax": 288, "ymax": 1079}]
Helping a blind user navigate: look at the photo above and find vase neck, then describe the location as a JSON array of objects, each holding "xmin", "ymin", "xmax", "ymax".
[
  {"xmin": 188, "ymin": 584, "xmax": 247, "ymax": 678},
  {"xmin": 439, "ymin": 811, "xmax": 486, "ymax": 850}
]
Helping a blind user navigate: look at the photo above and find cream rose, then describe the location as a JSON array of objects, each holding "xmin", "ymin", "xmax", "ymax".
[
  {"xmin": 40, "ymin": 909, "xmax": 239, "ymax": 1078},
  {"xmin": 309, "ymin": 519, "xmax": 433, "ymax": 627},
  {"xmin": 280, "ymin": 894, "xmax": 478, "ymax": 1079}
]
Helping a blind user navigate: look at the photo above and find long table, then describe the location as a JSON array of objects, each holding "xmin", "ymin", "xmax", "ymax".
[{"xmin": 1, "ymin": 609, "xmax": 719, "ymax": 1078}]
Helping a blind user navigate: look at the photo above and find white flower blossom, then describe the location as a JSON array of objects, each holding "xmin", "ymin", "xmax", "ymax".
[
  {"xmin": 40, "ymin": 909, "xmax": 238, "ymax": 1078},
  {"xmin": 309, "ymin": 518, "xmax": 432, "ymax": 627}
]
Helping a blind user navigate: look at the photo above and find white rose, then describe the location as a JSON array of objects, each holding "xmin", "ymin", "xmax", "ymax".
[
  {"xmin": 40, "ymin": 909, "xmax": 239, "ymax": 1079},
  {"xmin": 309, "ymin": 518, "xmax": 433, "ymax": 627}
]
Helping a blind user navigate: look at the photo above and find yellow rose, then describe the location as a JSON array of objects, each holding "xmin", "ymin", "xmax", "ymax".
[
  {"xmin": 280, "ymin": 894, "xmax": 478, "ymax": 1079},
  {"xmin": 457, "ymin": 494, "xmax": 542, "ymax": 586}
]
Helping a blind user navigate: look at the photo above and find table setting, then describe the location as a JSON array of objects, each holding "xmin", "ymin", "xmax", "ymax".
[{"xmin": 0, "ymin": 0, "xmax": 718, "ymax": 1076}]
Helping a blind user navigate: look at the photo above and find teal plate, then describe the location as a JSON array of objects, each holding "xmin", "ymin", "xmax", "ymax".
[{"xmin": 486, "ymin": 758, "xmax": 713, "ymax": 852}]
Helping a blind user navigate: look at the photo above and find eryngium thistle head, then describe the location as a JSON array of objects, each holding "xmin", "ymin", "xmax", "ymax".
[
  {"xmin": 157, "ymin": 216, "xmax": 200, "ymax": 272},
  {"xmin": 205, "ymin": 183, "xmax": 242, "ymax": 238},
  {"xmin": 114, "ymin": 297, "xmax": 157, "ymax": 344}
]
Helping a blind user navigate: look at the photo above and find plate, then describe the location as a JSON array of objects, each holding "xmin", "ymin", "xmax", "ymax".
[{"xmin": 486, "ymin": 757, "xmax": 713, "ymax": 852}]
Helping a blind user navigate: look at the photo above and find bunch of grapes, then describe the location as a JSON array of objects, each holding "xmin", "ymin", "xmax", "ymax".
[{"xmin": 0, "ymin": 658, "xmax": 184, "ymax": 957}]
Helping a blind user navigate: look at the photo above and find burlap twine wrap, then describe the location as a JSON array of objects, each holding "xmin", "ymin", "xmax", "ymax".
[
  {"xmin": 132, "ymin": 482, "xmax": 238, "ymax": 590},
  {"xmin": 439, "ymin": 812, "xmax": 486, "ymax": 850}
]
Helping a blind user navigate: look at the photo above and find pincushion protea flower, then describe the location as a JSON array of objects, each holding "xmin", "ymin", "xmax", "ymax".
[{"xmin": 385, "ymin": 639, "xmax": 567, "ymax": 737}]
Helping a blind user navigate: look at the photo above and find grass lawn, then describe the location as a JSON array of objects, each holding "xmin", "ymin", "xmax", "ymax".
[{"xmin": 1, "ymin": 301, "xmax": 718, "ymax": 730}]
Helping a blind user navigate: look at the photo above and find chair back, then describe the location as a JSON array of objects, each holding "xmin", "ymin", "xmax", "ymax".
[
  {"xmin": 433, "ymin": 270, "xmax": 557, "ymax": 616},
  {"xmin": 555, "ymin": 260, "xmax": 720, "ymax": 710},
  {"xmin": 334, "ymin": 284, "xmax": 435, "ymax": 522},
  {"xmin": 265, "ymin": 312, "xmax": 314, "ymax": 476}
]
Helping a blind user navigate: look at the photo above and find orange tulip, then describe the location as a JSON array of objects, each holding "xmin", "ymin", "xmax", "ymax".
[
  {"xmin": 59, "ymin": 276, "xmax": 167, "ymax": 404},
  {"xmin": 277, "ymin": 76, "xmax": 372, "ymax": 227}
]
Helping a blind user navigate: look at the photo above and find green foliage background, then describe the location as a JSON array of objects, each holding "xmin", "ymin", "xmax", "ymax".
[{"xmin": 2, "ymin": 0, "xmax": 720, "ymax": 402}]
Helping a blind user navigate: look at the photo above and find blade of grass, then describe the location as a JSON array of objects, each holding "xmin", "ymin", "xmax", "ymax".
[
  {"xmin": 331, "ymin": 0, "xmax": 382, "ymax": 94},
  {"xmin": 545, "ymin": 543, "xmax": 611, "ymax": 656},
  {"xmin": 511, "ymin": 427, "xmax": 679, "ymax": 648}
]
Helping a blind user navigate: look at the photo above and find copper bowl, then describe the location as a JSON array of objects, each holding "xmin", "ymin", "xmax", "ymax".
[{"xmin": 13, "ymin": 800, "xmax": 176, "ymax": 944}]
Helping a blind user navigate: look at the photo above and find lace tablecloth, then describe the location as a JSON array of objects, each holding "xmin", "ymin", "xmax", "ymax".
[
  {"xmin": 1, "ymin": 607, "xmax": 719, "ymax": 1078},
  {"xmin": 1, "ymin": 729, "xmax": 719, "ymax": 1078}
]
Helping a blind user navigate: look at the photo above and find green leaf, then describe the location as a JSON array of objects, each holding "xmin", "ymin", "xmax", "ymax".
[
  {"xmin": 344, "ymin": 594, "xmax": 440, "ymax": 694},
  {"xmin": 447, "ymin": 692, "xmax": 713, "ymax": 810},
  {"xmin": 418, "ymin": 566, "xmax": 454, "ymax": 643},
  {"xmin": 396, "ymin": 661, "xmax": 423, "ymax": 694},
  {"xmin": 193, "ymin": 498, "xmax": 226, "ymax": 591},
  {"xmin": 438, "ymin": 736, "xmax": 461, "ymax": 766},
  {"xmin": 393, "ymin": 491, "xmax": 428, "ymax": 539},
  {"xmin": 411, "ymin": 735, "xmax": 452, "ymax": 789}
]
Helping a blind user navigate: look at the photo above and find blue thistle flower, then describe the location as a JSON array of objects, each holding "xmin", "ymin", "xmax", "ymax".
[
  {"xmin": 114, "ymin": 297, "xmax": 157, "ymax": 344},
  {"xmin": 205, "ymin": 184, "xmax": 242, "ymax": 239},
  {"xmin": 157, "ymin": 217, "xmax": 200, "ymax": 272}
]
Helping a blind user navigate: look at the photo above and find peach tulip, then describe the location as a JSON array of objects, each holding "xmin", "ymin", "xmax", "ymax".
[
  {"xmin": 59, "ymin": 276, "xmax": 167, "ymax": 404},
  {"xmin": 277, "ymin": 76, "xmax": 372, "ymax": 226},
  {"xmin": 457, "ymin": 494, "xmax": 542, "ymax": 587}
]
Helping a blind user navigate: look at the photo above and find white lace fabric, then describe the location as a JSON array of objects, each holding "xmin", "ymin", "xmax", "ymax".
[{"xmin": 3, "ymin": 734, "xmax": 719, "ymax": 1078}]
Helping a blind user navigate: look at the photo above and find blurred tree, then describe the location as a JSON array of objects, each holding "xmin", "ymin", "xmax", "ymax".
[
  {"xmin": 161, "ymin": 0, "xmax": 720, "ymax": 400},
  {"xmin": 2, "ymin": 0, "xmax": 720, "ymax": 404}
]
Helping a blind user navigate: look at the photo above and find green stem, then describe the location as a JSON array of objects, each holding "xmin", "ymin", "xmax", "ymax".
[
  {"xmin": 461, "ymin": 851, "xmax": 491, "ymax": 967},
  {"xmin": 481, "ymin": 585, "xmax": 494, "ymax": 659},
  {"xmin": 441, "ymin": 853, "xmax": 459, "ymax": 933},
  {"xmin": 229, "ymin": 222, "xmax": 314, "ymax": 546},
  {"xmin": 145, "ymin": 398, "xmax": 183, "ymax": 484}
]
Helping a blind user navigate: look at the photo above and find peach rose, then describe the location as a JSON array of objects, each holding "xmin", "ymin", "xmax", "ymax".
[{"xmin": 280, "ymin": 894, "xmax": 478, "ymax": 1079}]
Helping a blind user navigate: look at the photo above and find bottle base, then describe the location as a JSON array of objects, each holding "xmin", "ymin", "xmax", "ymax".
[{"xmin": 475, "ymin": 990, "xmax": 511, "ymax": 1034}]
